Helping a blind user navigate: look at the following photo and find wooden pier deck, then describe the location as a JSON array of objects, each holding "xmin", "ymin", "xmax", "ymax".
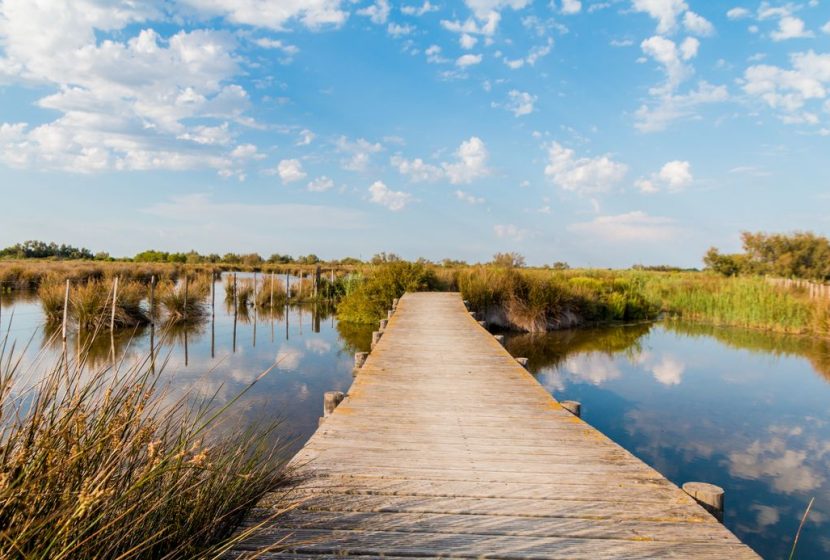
[{"xmin": 230, "ymin": 292, "xmax": 760, "ymax": 559}]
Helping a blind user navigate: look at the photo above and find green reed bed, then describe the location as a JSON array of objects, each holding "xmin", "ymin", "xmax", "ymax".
[
  {"xmin": 642, "ymin": 272, "xmax": 826, "ymax": 335},
  {"xmin": 336, "ymin": 262, "xmax": 437, "ymax": 324},
  {"xmin": 0, "ymin": 332, "xmax": 295, "ymax": 559}
]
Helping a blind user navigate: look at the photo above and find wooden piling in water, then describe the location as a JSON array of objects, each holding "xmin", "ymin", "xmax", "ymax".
[
  {"xmin": 561, "ymin": 400, "xmax": 581, "ymax": 418},
  {"xmin": 494, "ymin": 334, "xmax": 504, "ymax": 345},
  {"xmin": 371, "ymin": 331, "xmax": 382, "ymax": 349},
  {"xmin": 379, "ymin": 319, "xmax": 388, "ymax": 331},
  {"xmin": 683, "ymin": 482, "xmax": 725, "ymax": 522},
  {"xmin": 323, "ymin": 391, "xmax": 345, "ymax": 417},
  {"xmin": 354, "ymin": 351, "xmax": 368, "ymax": 372},
  {"xmin": 515, "ymin": 357, "xmax": 529, "ymax": 369}
]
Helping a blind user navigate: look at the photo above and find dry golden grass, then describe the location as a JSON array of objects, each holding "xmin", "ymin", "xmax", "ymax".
[{"xmin": 0, "ymin": 331, "xmax": 296, "ymax": 559}]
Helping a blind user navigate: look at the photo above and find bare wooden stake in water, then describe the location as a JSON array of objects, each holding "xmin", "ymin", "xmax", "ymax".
[
  {"xmin": 183, "ymin": 275, "xmax": 189, "ymax": 323},
  {"xmin": 285, "ymin": 272, "xmax": 290, "ymax": 302},
  {"xmin": 232, "ymin": 272, "xmax": 238, "ymax": 353},
  {"xmin": 270, "ymin": 272, "xmax": 274, "ymax": 308},
  {"xmin": 149, "ymin": 275, "xmax": 156, "ymax": 373},
  {"xmin": 110, "ymin": 276, "xmax": 119, "ymax": 332},
  {"xmin": 62, "ymin": 279, "xmax": 70, "ymax": 341},
  {"xmin": 210, "ymin": 272, "xmax": 215, "ymax": 359}
]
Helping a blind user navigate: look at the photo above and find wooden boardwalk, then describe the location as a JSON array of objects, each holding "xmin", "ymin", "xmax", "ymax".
[{"xmin": 230, "ymin": 292, "xmax": 760, "ymax": 559}]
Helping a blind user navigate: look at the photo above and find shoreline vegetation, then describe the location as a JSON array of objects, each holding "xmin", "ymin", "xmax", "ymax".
[
  {"xmin": 0, "ymin": 330, "xmax": 296, "ymax": 559},
  {"xmin": 336, "ymin": 263, "xmax": 830, "ymax": 337},
  {"xmin": 1, "ymin": 231, "xmax": 829, "ymax": 338}
]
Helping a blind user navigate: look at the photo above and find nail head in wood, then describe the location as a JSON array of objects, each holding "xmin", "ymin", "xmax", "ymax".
[
  {"xmin": 682, "ymin": 482, "xmax": 724, "ymax": 522},
  {"xmin": 323, "ymin": 391, "xmax": 345, "ymax": 417},
  {"xmin": 561, "ymin": 400, "xmax": 581, "ymax": 418}
]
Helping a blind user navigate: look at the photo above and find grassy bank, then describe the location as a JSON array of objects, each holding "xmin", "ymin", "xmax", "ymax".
[
  {"xmin": 0, "ymin": 334, "xmax": 294, "ymax": 559},
  {"xmin": 0, "ymin": 260, "xmax": 357, "ymax": 292},
  {"xmin": 338, "ymin": 264, "xmax": 830, "ymax": 336}
]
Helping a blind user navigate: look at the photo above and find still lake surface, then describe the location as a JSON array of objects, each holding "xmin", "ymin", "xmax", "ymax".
[{"xmin": 2, "ymin": 277, "xmax": 829, "ymax": 559}]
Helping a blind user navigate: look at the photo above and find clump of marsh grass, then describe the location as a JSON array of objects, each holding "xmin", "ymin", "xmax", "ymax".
[
  {"xmin": 0, "ymin": 331, "xmax": 296, "ymax": 559},
  {"xmin": 255, "ymin": 277, "xmax": 287, "ymax": 309},
  {"xmin": 38, "ymin": 278, "xmax": 150, "ymax": 330},
  {"xmin": 158, "ymin": 275, "xmax": 211, "ymax": 324}
]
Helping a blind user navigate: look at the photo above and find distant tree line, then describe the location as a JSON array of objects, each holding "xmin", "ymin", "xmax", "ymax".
[
  {"xmin": 0, "ymin": 241, "xmax": 95, "ymax": 260},
  {"xmin": 704, "ymin": 231, "xmax": 830, "ymax": 281}
]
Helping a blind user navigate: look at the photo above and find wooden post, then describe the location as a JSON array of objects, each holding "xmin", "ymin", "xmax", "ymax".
[
  {"xmin": 314, "ymin": 265, "xmax": 321, "ymax": 299},
  {"xmin": 253, "ymin": 271, "xmax": 258, "ymax": 309},
  {"xmin": 682, "ymin": 482, "xmax": 724, "ymax": 522},
  {"xmin": 392, "ymin": 298, "xmax": 399, "ymax": 309},
  {"xmin": 149, "ymin": 276, "xmax": 156, "ymax": 326},
  {"xmin": 354, "ymin": 351, "xmax": 368, "ymax": 371},
  {"xmin": 270, "ymin": 272, "xmax": 274, "ymax": 309},
  {"xmin": 210, "ymin": 272, "xmax": 215, "ymax": 318},
  {"xmin": 477, "ymin": 320, "xmax": 487, "ymax": 328},
  {"xmin": 183, "ymin": 275, "xmax": 189, "ymax": 323},
  {"xmin": 285, "ymin": 272, "xmax": 290, "ymax": 302},
  {"xmin": 62, "ymin": 279, "xmax": 70, "ymax": 341},
  {"xmin": 323, "ymin": 391, "xmax": 345, "ymax": 417},
  {"xmin": 463, "ymin": 300, "xmax": 471, "ymax": 309},
  {"xmin": 515, "ymin": 357, "xmax": 529, "ymax": 369},
  {"xmin": 494, "ymin": 334, "xmax": 505, "ymax": 345},
  {"xmin": 330, "ymin": 269, "xmax": 335, "ymax": 301},
  {"xmin": 379, "ymin": 319, "xmax": 388, "ymax": 331},
  {"xmin": 232, "ymin": 273, "xmax": 238, "ymax": 353},
  {"xmin": 371, "ymin": 331, "xmax": 382, "ymax": 349},
  {"xmin": 561, "ymin": 400, "xmax": 581, "ymax": 417},
  {"xmin": 388, "ymin": 309, "xmax": 394, "ymax": 319},
  {"xmin": 110, "ymin": 276, "xmax": 119, "ymax": 331}
]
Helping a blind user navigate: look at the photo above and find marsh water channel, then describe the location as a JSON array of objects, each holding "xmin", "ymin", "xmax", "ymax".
[{"xmin": 1, "ymin": 275, "xmax": 829, "ymax": 559}]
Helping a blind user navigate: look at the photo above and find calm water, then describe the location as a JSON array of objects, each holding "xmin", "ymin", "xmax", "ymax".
[
  {"xmin": 505, "ymin": 323, "xmax": 830, "ymax": 559},
  {"xmin": 2, "ymin": 282, "xmax": 829, "ymax": 559},
  {"xmin": 0, "ymin": 274, "xmax": 373, "ymax": 456}
]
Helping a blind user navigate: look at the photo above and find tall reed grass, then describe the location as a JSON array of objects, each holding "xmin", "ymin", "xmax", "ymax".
[
  {"xmin": 0, "ymin": 331, "xmax": 295, "ymax": 559},
  {"xmin": 158, "ymin": 275, "xmax": 211, "ymax": 324},
  {"xmin": 38, "ymin": 278, "xmax": 149, "ymax": 330}
]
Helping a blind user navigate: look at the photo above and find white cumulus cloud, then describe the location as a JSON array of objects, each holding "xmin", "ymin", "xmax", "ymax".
[
  {"xmin": 636, "ymin": 160, "xmax": 693, "ymax": 193},
  {"xmin": 456, "ymin": 53, "xmax": 483, "ymax": 67},
  {"xmin": 276, "ymin": 159, "xmax": 306, "ymax": 183},
  {"xmin": 368, "ymin": 181, "xmax": 413, "ymax": 211},
  {"xmin": 545, "ymin": 142, "xmax": 628, "ymax": 195},
  {"xmin": 307, "ymin": 176, "xmax": 334, "ymax": 192},
  {"xmin": 443, "ymin": 136, "xmax": 490, "ymax": 184}
]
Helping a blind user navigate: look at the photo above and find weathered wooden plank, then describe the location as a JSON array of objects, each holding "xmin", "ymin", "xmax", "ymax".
[
  {"xmin": 229, "ymin": 292, "xmax": 759, "ymax": 559},
  {"xmin": 241, "ymin": 510, "xmax": 741, "ymax": 542},
  {"xmin": 232, "ymin": 528, "xmax": 761, "ymax": 559}
]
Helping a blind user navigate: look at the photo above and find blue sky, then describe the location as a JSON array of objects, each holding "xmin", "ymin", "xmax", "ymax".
[{"xmin": 0, "ymin": 0, "xmax": 828, "ymax": 267}]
